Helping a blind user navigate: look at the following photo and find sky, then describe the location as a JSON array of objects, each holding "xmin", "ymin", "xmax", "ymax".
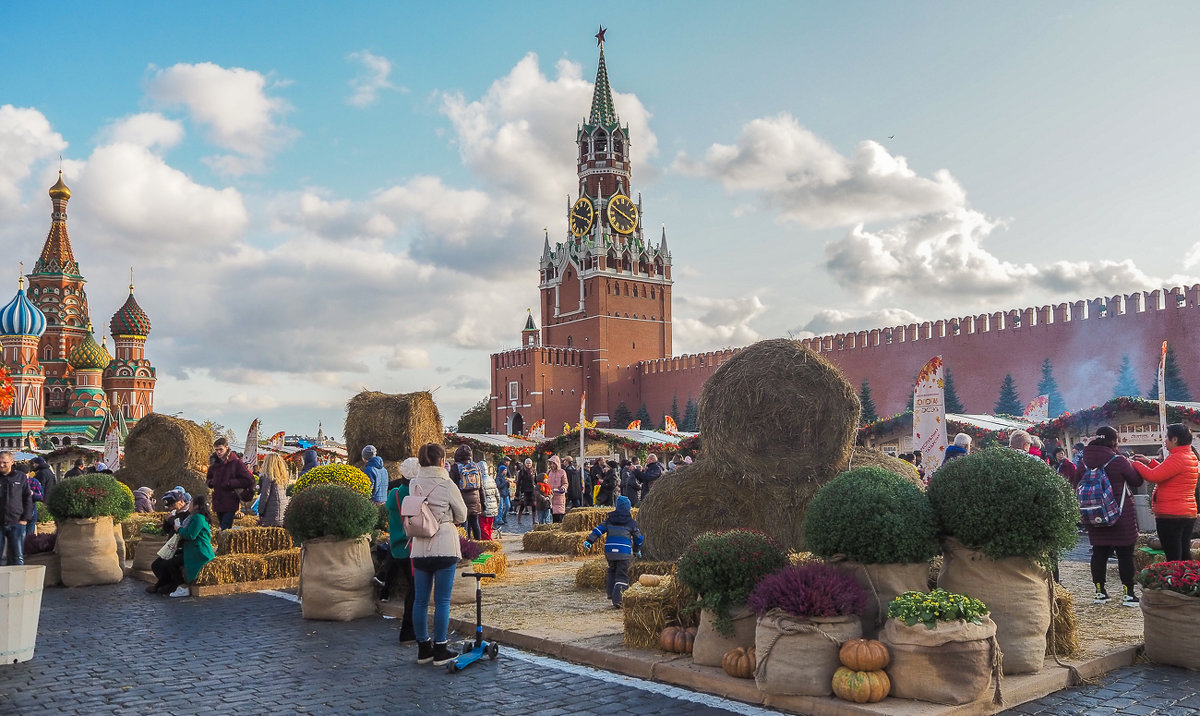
[{"xmin": 1, "ymin": 2, "xmax": 1198, "ymax": 440}]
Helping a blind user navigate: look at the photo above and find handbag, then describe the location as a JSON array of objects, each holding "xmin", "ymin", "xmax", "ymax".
[{"xmin": 157, "ymin": 534, "xmax": 181, "ymax": 560}]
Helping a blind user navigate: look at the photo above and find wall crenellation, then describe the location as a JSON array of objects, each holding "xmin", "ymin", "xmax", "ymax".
[
  {"xmin": 637, "ymin": 348, "xmax": 740, "ymax": 375},
  {"xmin": 800, "ymin": 284, "xmax": 1200, "ymax": 354}
]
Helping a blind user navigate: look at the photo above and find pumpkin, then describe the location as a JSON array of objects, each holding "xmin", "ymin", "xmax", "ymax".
[
  {"xmin": 839, "ymin": 638, "xmax": 890, "ymax": 671},
  {"xmin": 659, "ymin": 626, "xmax": 697, "ymax": 654},
  {"xmin": 721, "ymin": 646, "xmax": 756, "ymax": 679},
  {"xmin": 639, "ymin": 574, "xmax": 662, "ymax": 587},
  {"xmin": 831, "ymin": 666, "xmax": 890, "ymax": 703}
]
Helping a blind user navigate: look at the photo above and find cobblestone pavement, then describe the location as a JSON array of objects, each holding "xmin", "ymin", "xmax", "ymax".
[
  {"xmin": 1005, "ymin": 663, "xmax": 1200, "ymax": 715},
  {"xmin": 0, "ymin": 579, "xmax": 771, "ymax": 715}
]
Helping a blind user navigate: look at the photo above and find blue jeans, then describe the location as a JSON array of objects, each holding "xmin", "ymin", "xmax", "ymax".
[
  {"xmin": 537, "ymin": 508, "xmax": 551, "ymax": 524},
  {"xmin": 218, "ymin": 512, "xmax": 236, "ymax": 530},
  {"xmin": 498, "ymin": 495, "xmax": 511, "ymax": 522},
  {"xmin": 1, "ymin": 524, "xmax": 26, "ymax": 565},
  {"xmin": 412, "ymin": 562, "xmax": 457, "ymax": 643}
]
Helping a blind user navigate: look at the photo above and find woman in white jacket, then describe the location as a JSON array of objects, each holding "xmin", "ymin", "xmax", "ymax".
[
  {"xmin": 408, "ymin": 443, "xmax": 468, "ymax": 666},
  {"xmin": 479, "ymin": 459, "xmax": 500, "ymax": 539}
]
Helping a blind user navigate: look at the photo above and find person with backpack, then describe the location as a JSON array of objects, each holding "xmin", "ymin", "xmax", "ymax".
[
  {"xmin": 583, "ymin": 496, "xmax": 644, "ymax": 608},
  {"xmin": 449, "ymin": 444, "xmax": 483, "ymax": 540},
  {"xmin": 407, "ymin": 443, "xmax": 467, "ymax": 667},
  {"xmin": 1131, "ymin": 423, "xmax": 1199, "ymax": 562},
  {"xmin": 1071, "ymin": 426, "xmax": 1143, "ymax": 606}
]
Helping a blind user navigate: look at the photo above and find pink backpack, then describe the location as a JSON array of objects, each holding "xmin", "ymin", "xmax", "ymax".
[{"xmin": 401, "ymin": 481, "xmax": 446, "ymax": 538}]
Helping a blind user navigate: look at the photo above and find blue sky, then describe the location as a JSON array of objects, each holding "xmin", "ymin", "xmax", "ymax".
[{"xmin": 1, "ymin": 2, "xmax": 1198, "ymax": 439}]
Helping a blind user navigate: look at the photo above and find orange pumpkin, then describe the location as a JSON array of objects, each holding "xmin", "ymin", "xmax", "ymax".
[
  {"xmin": 721, "ymin": 646, "xmax": 756, "ymax": 678},
  {"xmin": 832, "ymin": 667, "xmax": 890, "ymax": 703},
  {"xmin": 839, "ymin": 638, "xmax": 890, "ymax": 671},
  {"xmin": 639, "ymin": 574, "xmax": 662, "ymax": 587},
  {"xmin": 659, "ymin": 626, "xmax": 697, "ymax": 654}
]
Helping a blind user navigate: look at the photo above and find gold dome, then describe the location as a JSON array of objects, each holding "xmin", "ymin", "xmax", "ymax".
[{"xmin": 49, "ymin": 171, "xmax": 71, "ymax": 201}]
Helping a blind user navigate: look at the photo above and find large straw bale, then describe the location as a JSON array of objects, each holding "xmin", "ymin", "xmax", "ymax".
[
  {"xmin": 217, "ymin": 527, "xmax": 294, "ymax": 555},
  {"xmin": 639, "ymin": 339, "xmax": 860, "ymax": 560},
  {"xmin": 194, "ymin": 554, "xmax": 268, "ymax": 586},
  {"xmin": 343, "ymin": 390, "xmax": 443, "ymax": 466},
  {"xmin": 116, "ymin": 413, "xmax": 213, "ymax": 501}
]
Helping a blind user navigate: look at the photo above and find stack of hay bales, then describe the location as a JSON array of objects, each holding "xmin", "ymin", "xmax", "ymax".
[
  {"xmin": 521, "ymin": 529, "xmax": 592, "ymax": 556},
  {"xmin": 195, "ymin": 527, "xmax": 300, "ymax": 587},
  {"xmin": 561, "ymin": 507, "xmax": 639, "ymax": 533},
  {"xmin": 575, "ymin": 559, "xmax": 676, "ymax": 590},
  {"xmin": 639, "ymin": 339, "xmax": 861, "ymax": 560},
  {"xmin": 621, "ymin": 574, "xmax": 699, "ymax": 649},
  {"xmin": 343, "ymin": 390, "xmax": 443, "ymax": 478},
  {"xmin": 116, "ymin": 413, "xmax": 213, "ymax": 501}
]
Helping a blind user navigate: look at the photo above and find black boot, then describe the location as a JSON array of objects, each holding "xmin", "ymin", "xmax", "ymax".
[
  {"xmin": 416, "ymin": 640, "xmax": 435, "ymax": 664},
  {"xmin": 432, "ymin": 641, "xmax": 459, "ymax": 667},
  {"xmin": 398, "ymin": 624, "xmax": 417, "ymax": 645}
]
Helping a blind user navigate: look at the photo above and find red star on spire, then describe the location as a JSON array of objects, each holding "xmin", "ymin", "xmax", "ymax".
[{"xmin": 595, "ymin": 25, "xmax": 606, "ymax": 46}]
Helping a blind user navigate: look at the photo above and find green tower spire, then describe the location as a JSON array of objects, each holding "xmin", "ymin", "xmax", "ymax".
[{"xmin": 588, "ymin": 29, "xmax": 617, "ymax": 128}]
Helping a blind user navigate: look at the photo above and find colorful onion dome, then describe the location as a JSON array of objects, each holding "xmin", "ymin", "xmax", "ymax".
[
  {"xmin": 49, "ymin": 171, "xmax": 71, "ymax": 201},
  {"xmin": 68, "ymin": 325, "xmax": 112, "ymax": 370},
  {"xmin": 110, "ymin": 288, "xmax": 151, "ymax": 337},
  {"xmin": 0, "ymin": 281, "xmax": 47, "ymax": 337}
]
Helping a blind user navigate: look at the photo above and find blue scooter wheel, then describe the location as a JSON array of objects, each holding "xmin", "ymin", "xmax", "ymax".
[{"xmin": 488, "ymin": 642, "xmax": 499, "ymax": 660}]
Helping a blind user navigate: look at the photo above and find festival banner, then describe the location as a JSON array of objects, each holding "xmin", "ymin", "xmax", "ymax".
[
  {"xmin": 267, "ymin": 431, "xmax": 285, "ymax": 450},
  {"xmin": 1023, "ymin": 394, "xmax": 1049, "ymax": 422},
  {"xmin": 912, "ymin": 356, "xmax": 948, "ymax": 468},
  {"xmin": 104, "ymin": 425, "xmax": 120, "ymax": 469},
  {"xmin": 663, "ymin": 415, "xmax": 678, "ymax": 434},
  {"xmin": 579, "ymin": 391, "xmax": 587, "ymax": 458},
  {"xmin": 243, "ymin": 419, "xmax": 260, "ymax": 468},
  {"xmin": 1158, "ymin": 340, "xmax": 1168, "ymax": 454},
  {"xmin": 527, "ymin": 419, "xmax": 546, "ymax": 441},
  {"xmin": 627, "ymin": 420, "xmax": 641, "ymax": 430}
]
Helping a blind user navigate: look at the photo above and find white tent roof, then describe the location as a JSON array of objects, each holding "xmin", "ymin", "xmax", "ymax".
[
  {"xmin": 947, "ymin": 413, "xmax": 1033, "ymax": 432},
  {"xmin": 594, "ymin": 429, "xmax": 692, "ymax": 446},
  {"xmin": 451, "ymin": 433, "xmax": 536, "ymax": 449}
]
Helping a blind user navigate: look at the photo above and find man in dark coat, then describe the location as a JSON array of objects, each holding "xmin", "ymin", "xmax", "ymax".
[
  {"xmin": 64, "ymin": 458, "xmax": 85, "ymax": 478},
  {"xmin": 0, "ymin": 451, "xmax": 34, "ymax": 565},
  {"xmin": 586, "ymin": 457, "xmax": 605, "ymax": 507},
  {"xmin": 564, "ymin": 456, "xmax": 582, "ymax": 508},
  {"xmin": 635, "ymin": 453, "xmax": 664, "ymax": 501},
  {"xmin": 31, "ymin": 456, "xmax": 56, "ymax": 503},
  {"xmin": 205, "ymin": 438, "xmax": 254, "ymax": 530}
]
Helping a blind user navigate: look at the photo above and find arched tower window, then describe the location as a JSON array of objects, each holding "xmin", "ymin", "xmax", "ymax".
[
  {"xmin": 567, "ymin": 336, "xmax": 574, "ymax": 348},
  {"xmin": 579, "ymin": 139, "xmax": 588, "ymax": 160},
  {"xmin": 594, "ymin": 129, "xmax": 608, "ymax": 154}
]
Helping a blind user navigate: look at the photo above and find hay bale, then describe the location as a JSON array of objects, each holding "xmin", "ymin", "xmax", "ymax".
[
  {"xmin": 1048, "ymin": 583, "xmax": 1078, "ymax": 657},
  {"xmin": 1135, "ymin": 547, "xmax": 1166, "ymax": 572},
  {"xmin": 575, "ymin": 559, "xmax": 609, "ymax": 590},
  {"xmin": 638, "ymin": 339, "xmax": 859, "ymax": 559},
  {"xmin": 263, "ymin": 548, "xmax": 301, "ymax": 579},
  {"xmin": 194, "ymin": 554, "xmax": 268, "ymax": 586},
  {"xmin": 928, "ymin": 555, "xmax": 943, "ymax": 590},
  {"xmin": 470, "ymin": 539, "xmax": 503, "ymax": 553},
  {"xmin": 476, "ymin": 552, "xmax": 508, "ymax": 585},
  {"xmin": 698, "ymin": 339, "xmax": 859, "ymax": 473},
  {"xmin": 842, "ymin": 447, "xmax": 924, "ymax": 489},
  {"xmin": 562, "ymin": 507, "xmax": 640, "ymax": 534},
  {"xmin": 521, "ymin": 530, "xmax": 592, "ymax": 556},
  {"xmin": 457, "ymin": 525, "xmax": 467, "ymax": 539},
  {"xmin": 216, "ymin": 527, "xmax": 294, "ymax": 555},
  {"xmin": 630, "ymin": 561, "xmax": 676, "ymax": 581},
  {"xmin": 117, "ymin": 413, "xmax": 212, "ymax": 501},
  {"xmin": 621, "ymin": 574, "xmax": 699, "ymax": 649},
  {"xmin": 343, "ymin": 390, "xmax": 443, "ymax": 464},
  {"xmin": 121, "ymin": 512, "xmax": 168, "ymax": 539},
  {"xmin": 233, "ymin": 515, "xmax": 259, "ymax": 528},
  {"xmin": 531, "ymin": 523, "xmax": 561, "ymax": 532}
]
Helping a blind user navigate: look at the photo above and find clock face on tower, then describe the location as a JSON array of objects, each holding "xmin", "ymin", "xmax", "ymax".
[
  {"xmin": 606, "ymin": 194, "xmax": 638, "ymax": 234},
  {"xmin": 570, "ymin": 196, "xmax": 594, "ymax": 237}
]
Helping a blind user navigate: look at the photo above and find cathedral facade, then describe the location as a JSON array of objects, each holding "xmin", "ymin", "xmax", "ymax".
[{"xmin": 0, "ymin": 173, "xmax": 156, "ymax": 448}]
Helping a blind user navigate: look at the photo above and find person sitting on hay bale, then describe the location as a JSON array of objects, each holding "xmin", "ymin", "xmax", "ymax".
[
  {"xmin": 583, "ymin": 496, "xmax": 644, "ymax": 608},
  {"xmin": 134, "ymin": 486, "xmax": 155, "ymax": 513},
  {"xmin": 148, "ymin": 492, "xmax": 214, "ymax": 598},
  {"xmin": 206, "ymin": 438, "xmax": 254, "ymax": 530}
]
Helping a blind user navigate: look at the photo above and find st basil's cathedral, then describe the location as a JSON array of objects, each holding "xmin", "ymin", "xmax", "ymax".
[{"xmin": 0, "ymin": 172, "xmax": 156, "ymax": 449}]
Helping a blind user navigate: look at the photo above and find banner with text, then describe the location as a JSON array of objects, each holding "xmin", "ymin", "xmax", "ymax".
[{"xmin": 913, "ymin": 355, "xmax": 948, "ymax": 467}]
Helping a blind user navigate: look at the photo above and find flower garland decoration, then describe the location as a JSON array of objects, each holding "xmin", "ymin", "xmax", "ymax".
[
  {"xmin": 0, "ymin": 365, "xmax": 14, "ymax": 411},
  {"xmin": 1033, "ymin": 397, "xmax": 1200, "ymax": 440}
]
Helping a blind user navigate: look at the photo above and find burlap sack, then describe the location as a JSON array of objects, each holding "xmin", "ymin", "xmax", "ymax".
[
  {"xmin": 1141, "ymin": 589, "xmax": 1200, "ymax": 671},
  {"xmin": 693, "ymin": 606, "xmax": 757, "ymax": 666},
  {"xmin": 56, "ymin": 517, "xmax": 124, "ymax": 587},
  {"xmin": 880, "ymin": 616, "xmax": 1002, "ymax": 704},
  {"xmin": 25, "ymin": 551, "xmax": 62, "ymax": 587},
  {"xmin": 834, "ymin": 561, "xmax": 930, "ymax": 638},
  {"xmin": 113, "ymin": 522, "xmax": 126, "ymax": 566},
  {"xmin": 754, "ymin": 609, "xmax": 862, "ymax": 696},
  {"xmin": 451, "ymin": 562, "xmax": 476, "ymax": 605},
  {"xmin": 938, "ymin": 538, "xmax": 1049, "ymax": 674},
  {"xmin": 298, "ymin": 537, "xmax": 376, "ymax": 621},
  {"xmin": 133, "ymin": 536, "xmax": 168, "ymax": 572}
]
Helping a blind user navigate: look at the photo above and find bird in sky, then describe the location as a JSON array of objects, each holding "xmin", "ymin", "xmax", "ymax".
[{"xmin": 888, "ymin": 135, "xmax": 895, "ymax": 139}]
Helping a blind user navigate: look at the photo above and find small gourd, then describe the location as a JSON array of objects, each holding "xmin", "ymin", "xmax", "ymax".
[
  {"xmin": 832, "ymin": 666, "xmax": 890, "ymax": 703},
  {"xmin": 659, "ymin": 625, "xmax": 697, "ymax": 654},
  {"xmin": 721, "ymin": 646, "xmax": 756, "ymax": 679},
  {"xmin": 839, "ymin": 638, "xmax": 890, "ymax": 671},
  {"xmin": 639, "ymin": 573, "xmax": 662, "ymax": 587}
]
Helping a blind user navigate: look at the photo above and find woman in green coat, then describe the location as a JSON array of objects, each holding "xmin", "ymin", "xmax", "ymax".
[{"xmin": 171, "ymin": 495, "xmax": 216, "ymax": 597}]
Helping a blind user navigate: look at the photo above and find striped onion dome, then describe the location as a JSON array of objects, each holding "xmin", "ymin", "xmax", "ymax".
[
  {"xmin": 68, "ymin": 326, "xmax": 112, "ymax": 370},
  {"xmin": 110, "ymin": 289, "xmax": 151, "ymax": 337},
  {"xmin": 0, "ymin": 285, "xmax": 47, "ymax": 337}
]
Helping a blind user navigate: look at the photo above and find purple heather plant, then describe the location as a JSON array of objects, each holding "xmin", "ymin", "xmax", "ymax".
[
  {"xmin": 747, "ymin": 563, "xmax": 868, "ymax": 618},
  {"xmin": 23, "ymin": 532, "xmax": 56, "ymax": 554},
  {"xmin": 460, "ymin": 536, "xmax": 484, "ymax": 562}
]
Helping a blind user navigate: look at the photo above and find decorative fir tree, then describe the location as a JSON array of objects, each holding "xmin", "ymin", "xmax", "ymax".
[
  {"xmin": 635, "ymin": 402, "xmax": 652, "ymax": 428},
  {"xmin": 994, "ymin": 374, "xmax": 1022, "ymax": 416},
  {"xmin": 1147, "ymin": 346, "xmax": 1193, "ymax": 401},
  {"xmin": 943, "ymin": 369, "xmax": 964, "ymax": 414},
  {"xmin": 1036, "ymin": 358, "xmax": 1066, "ymax": 417},
  {"xmin": 682, "ymin": 397, "xmax": 699, "ymax": 432},
  {"xmin": 1113, "ymin": 355, "xmax": 1140, "ymax": 399},
  {"xmin": 612, "ymin": 401, "xmax": 634, "ymax": 428},
  {"xmin": 858, "ymin": 379, "xmax": 879, "ymax": 423}
]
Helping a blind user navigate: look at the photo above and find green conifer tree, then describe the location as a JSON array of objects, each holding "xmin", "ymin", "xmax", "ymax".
[
  {"xmin": 635, "ymin": 403, "xmax": 652, "ymax": 427},
  {"xmin": 1147, "ymin": 346, "xmax": 1193, "ymax": 401},
  {"xmin": 858, "ymin": 380, "xmax": 879, "ymax": 423},
  {"xmin": 682, "ymin": 397, "xmax": 700, "ymax": 432},
  {"xmin": 943, "ymin": 369, "xmax": 965, "ymax": 413},
  {"xmin": 612, "ymin": 401, "xmax": 633, "ymax": 428},
  {"xmin": 1037, "ymin": 358, "xmax": 1066, "ymax": 417},
  {"xmin": 994, "ymin": 374, "xmax": 1022, "ymax": 416},
  {"xmin": 1113, "ymin": 355, "xmax": 1140, "ymax": 399}
]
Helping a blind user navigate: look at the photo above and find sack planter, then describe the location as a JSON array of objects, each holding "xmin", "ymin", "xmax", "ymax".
[
  {"xmin": 23, "ymin": 552, "xmax": 61, "ymax": 587},
  {"xmin": 834, "ymin": 562, "xmax": 930, "ymax": 639},
  {"xmin": 1136, "ymin": 560, "xmax": 1200, "ymax": 671},
  {"xmin": 298, "ymin": 536, "xmax": 375, "ymax": 621},
  {"xmin": 694, "ymin": 606, "xmax": 757, "ymax": 666},
  {"xmin": 133, "ymin": 535, "xmax": 168, "ymax": 572},
  {"xmin": 56, "ymin": 517, "xmax": 124, "ymax": 587}
]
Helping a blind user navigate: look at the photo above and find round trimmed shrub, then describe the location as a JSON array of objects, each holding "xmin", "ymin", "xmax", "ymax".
[
  {"xmin": 292, "ymin": 463, "xmax": 372, "ymax": 497},
  {"xmin": 927, "ymin": 448, "xmax": 1078, "ymax": 566},
  {"xmin": 803, "ymin": 467, "xmax": 938, "ymax": 564},
  {"xmin": 45, "ymin": 473, "xmax": 135, "ymax": 522},
  {"xmin": 284, "ymin": 483, "xmax": 378, "ymax": 544},
  {"xmin": 678, "ymin": 529, "xmax": 788, "ymax": 633}
]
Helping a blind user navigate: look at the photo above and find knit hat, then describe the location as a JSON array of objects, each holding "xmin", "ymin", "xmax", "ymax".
[
  {"xmin": 613, "ymin": 495, "xmax": 632, "ymax": 519},
  {"xmin": 134, "ymin": 486, "xmax": 153, "ymax": 496},
  {"xmin": 399, "ymin": 457, "xmax": 420, "ymax": 479},
  {"xmin": 95, "ymin": 462, "xmax": 109, "ymax": 471},
  {"xmin": 362, "ymin": 445, "xmax": 377, "ymax": 459}
]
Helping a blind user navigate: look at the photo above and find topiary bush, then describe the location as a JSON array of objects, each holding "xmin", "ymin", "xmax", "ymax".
[
  {"xmin": 747, "ymin": 563, "xmax": 868, "ymax": 618},
  {"xmin": 45, "ymin": 473, "xmax": 135, "ymax": 522},
  {"xmin": 678, "ymin": 529, "xmax": 789, "ymax": 633},
  {"xmin": 283, "ymin": 483, "xmax": 378, "ymax": 544},
  {"xmin": 928, "ymin": 448, "xmax": 1078, "ymax": 567},
  {"xmin": 292, "ymin": 463, "xmax": 373, "ymax": 498},
  {"xmin": 803, "ymin": 467, "xmax": 938, "ymax": 564}
]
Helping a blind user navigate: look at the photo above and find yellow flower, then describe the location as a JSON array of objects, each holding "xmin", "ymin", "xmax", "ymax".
[{"xmin": 293, "ymin": 464, "xmax": 373, "ymax": 497}]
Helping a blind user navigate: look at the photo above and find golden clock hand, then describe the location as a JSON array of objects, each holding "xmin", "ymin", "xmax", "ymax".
[{"xmin": 615, "ymin": 207, "xmax": 633, "ymax": 221}]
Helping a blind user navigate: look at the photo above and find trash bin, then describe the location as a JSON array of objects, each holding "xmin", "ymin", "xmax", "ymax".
[
  {"xmin": 1133, "ymin": 494, "xmax": 1156, "ymax": 533},
  {"xmin": 0, "ymin": 565, "xmax": 46, "ymax": 665}
]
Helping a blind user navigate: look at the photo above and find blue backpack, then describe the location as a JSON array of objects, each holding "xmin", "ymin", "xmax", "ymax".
[
  {"xmin": 29, "ymin": 476, "xmax": 44, "ymax": 502},
  {"xmin": 1076, "ymin": 456, "xmax": 1126, "ymax": 527}
]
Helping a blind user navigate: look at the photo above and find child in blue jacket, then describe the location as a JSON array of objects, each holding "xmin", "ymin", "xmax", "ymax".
[{"xmin": 583, "ymin": 496, "xmax": 644, "ymax": 607}]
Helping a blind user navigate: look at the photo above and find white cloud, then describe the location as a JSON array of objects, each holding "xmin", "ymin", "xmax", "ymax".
[
  {"xmin": 347, "ymin": 51, "xmax": 402, "ymax": 108},
  {"xmin": 146, "ymin": 62, "xmax": 296, "ymax": 174},
  {"xmin": 0, "ymin": 105, "xmax": 67, "ymax": 209},
  {"xmin": 229, "ymin": 392, "xmax": 280, "ymax": 411},
  {"xmin": 99, "ymin": 113, "xmax": 184, "ymax": 150},
  {"xmin": 269, "ymin": 190, "xmax": 396, "ymax": 241},
  {"xmin": 673, "ymin": 114, "xmax": 963, "ymax": 228},
  {"xmin": 798, "ymin": 307, "xmax": 923, "ymax": 336},
  {"xmin": 672, "ymin": 295, "xmax": 765, "ymax": 353},
  {"xmin": 387, "ymin": 347, "xmax": 431, "ymax": 370}
]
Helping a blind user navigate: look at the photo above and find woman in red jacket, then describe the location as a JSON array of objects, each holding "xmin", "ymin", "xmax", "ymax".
[{"xmin": 1132, "ymin": 423, "xmax": 1199, "ymax": 562}]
